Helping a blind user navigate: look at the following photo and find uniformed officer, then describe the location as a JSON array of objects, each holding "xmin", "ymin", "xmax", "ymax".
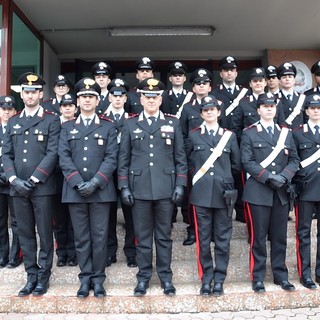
[
  {"xmin": 265, "ymin": 65, "xmax": 280, "ymax": 95},
  {"xmin": 211, "ymin": 56, "xmax": 246, "ymax": 130},
  {"xmin": 161, "ymin": 61, "xmax": 194, "ymax": 116},
  {"xmin": 232, "ymin": 67, "xmax": 286, "ymax": 142},
  {"xmin": 42, "ymin": 75, "xmax": 72, "ymax": 114},
  {"xmin": 187, "ymin": 95, "xmax": 241, "ymax": 296},
  {"xmin": 91, "ymin": 61, "xmax": 113, "ymax": 115},
  {"xmin": 293, "ymin": 94, "xmax": 320, "ymax": 289},
  {"xmin": 0, "ymin": 96, "xmax": 22, "ymax": 268},
  {"xmin": 179, "ymin": 68, "xmax": 213, "ymax": 245},
  {"xmin": 58, "ymin": 77, "xmax": 118, "ymax": 298},
  {"xmin": 211, "ymin": 56, "xmax": 247, "ymax": 223},
  {"xmin": 118, "ymin": 78, "xmax": 188, "ymax": 296},
  {"xmin": 2, "ymin": 72, "xmax": 61, "ymax": 296},
  {"xmin": 101, "ymin": 78, "xmax": 136, "ymax": 268},
  {"xmin": 54, "ymin": 94, "xmax": 78, "ymax": 267},
  {"xmin": 125, "ymin": 57, "xmax": 155, "ymax": 114},
  {"xmin": 304, "ymin": 61, "xmax": 320, "ymax": 96},
  {"xmin": 240, "ymin": 93, "xmax": 299, "ymax": 293},
  {"xmin": 277, "ymin": 62, "xmax": 306, "ymax": 129}
]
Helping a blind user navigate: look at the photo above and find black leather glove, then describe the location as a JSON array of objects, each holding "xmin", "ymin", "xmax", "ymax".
[
  {"xmin": 0, "ymin": 173, "xmax": 8, "ymax": 186},
  {"xmin": 74, "ymin": 181, "xmax": 85, "ymax": 189},
  {"xmin": 171, "ymin": 186, "xmax": 184, "ymax": 204},
  {"xmin": 77, "ymin": 177, "xmax": 99, "ymax": 198},
  {"xmin": 267, "ymin": 174, "xmax": 287, "ymax": 189},
  {"xmin": 11, "ymin": 178, "xmax": 33, "ymax": 196},
  {"xmin": 121, "ymin": 187, "xmax": 134, "ymax": 206},
  {"xmin": 27, "ymin": 178, "xmax": 38, "ymax": 189}
]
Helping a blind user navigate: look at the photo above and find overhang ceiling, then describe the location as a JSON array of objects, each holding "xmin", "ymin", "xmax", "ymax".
[{"xmin": 14, "ymin": 0, "xmax": 320, "ymax": 61}]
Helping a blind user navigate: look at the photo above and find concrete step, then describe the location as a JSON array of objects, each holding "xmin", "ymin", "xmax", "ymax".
[{"xmin": 0, "ymin": 210, "xmax": 318, "ymax": 314}]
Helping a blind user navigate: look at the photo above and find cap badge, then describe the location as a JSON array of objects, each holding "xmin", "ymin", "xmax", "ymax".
[
  {"xmin": 256, "ymin": 68, "xmax": 263, "ymax": 74},
  {"xmin": 198, "ymin": 69, "xmax": 207, "ymax": 77},
  {"xmin": 26, "ymin": 74, "xmax": 38, "ymax": 85},
  {"xmin": 226, "ymin": 56, "xmax": 235, "ymax": 63},
  {"xmin": 4, "ymin": 97, "xmax": 12, "ymax": 103},
  {"xmin": 115, "ymin": 79, "xmax": 124, "ymax": 87},
  {"xmin": 58, "ymin": 75, "xmax": 65, "ymax": 80},
  {"xmin": 147, "ymin": 78, "xmax": 159, "ymax": 90},
  {"xmin": 284, "ymin": 62, "xmax": 292, "ymax": 70},
  {"xmin": 65, "ymin": 94, "xmax": 72, "ymax": 99},
  {"xmin": 142, "ymin": 57, "xmax": 151, "ymax": 65},
  {"xmin": 174, "ymin": 62, "xmax": 182, "ymax": 69},
  {"xmin": 268, "ymin": 66, "xmax": 276, "ymax": 72},
  {"xmin": 204, "ymin": 96, "xmax": 212, "ymax": 102},
  {"xmin": 84, "ymin": 78, "xmax": 95, "ymax": 89},
  {"xmin": 99, "ymin": 62, "xmax": 107, "ymax": 69},
  {"xmin": 313, "ymin": 95, "xmax": 320, "ymax": 101}
]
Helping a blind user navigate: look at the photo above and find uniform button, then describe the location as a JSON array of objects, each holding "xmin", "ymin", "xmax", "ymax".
[
  {"xmin": 258, "ymin": 144, "xmax": 262, "ymax": 147},
  {"xmin": 272, "ymin": 147, "xmax": 275, "ymax": 150},
  {"xmin": 271, "ymin": 162, "xmax": 275, "ymax": 166},
  {"xmin": 23, "ymin": 150, "xmax": 27, "ymax": 153},
  {"xmin": 318, "ymin": 160, "xmax": 320, "ymax": 163},
  {"xmin": 210, "ymin": 164, "xmax": 214, "ymax": 168},
  {"xmin": 23, "ymin": 159, "xmax": 27, "ymax": 162},
  {"xmin": 85, "ymin": 137, "xmax": 88, "ymax": 140},
  {"xmin": 84, "ymin": 147, "xmax": 88, "ymax": 151},
  {"xmin": 150, "ymin": 162, "xmax": 154, "ymax": 166},
  {"xmin": 0, "ymin": 164, "xmax": 3, "ymax": 167},
  {"xmin": 150, "ymin": 135, "xmax": 154, "ymax": 139},
  {"xmin": 150, "ymin": 144, "xmax": 153, "ymax": 148},
  {"xmin": 25, "ymin": 131, "xmax": 29, "ymax": 135},
  {"xmin": 210, "ymin": 172, "xmax": 214, "ymax": 176},
  {"xmin": 162, "ymin": 133, "xmax": 166, "ymax": 137},
  {"xmin": 83, "ymin": 168, "xmax": 87, "ymax": 171},
  {"xmin": 24, "ymin": 140, "xmax": 28, "ymax": 144},
  {"xmin": 135, "ymin": 135, "xmax": 138, "ymax": 139},
  {"xmin": 83, "ymin": 157, "xmax": 87, "ymax": 161},
  {"xmin": 317, "ymin": 145, "xmax": 320, "ymax": 148},
  {"xmin": 272, "ymin": 171, "xmax": 276, "ymax": 174},
  {"xmin": 318, "ymin": 167, "xmax": 320, "ymax": 171},
  {"xmin": 210, "ymin": 148, "xmax": 214, "ymax": 152},
  {"xmin": 150, "ymin": 153, "xmax": 153, "ymax": 157},
  {"xmin": 289, "ymin": 108, "xmax": 292, "ymax": 111}
]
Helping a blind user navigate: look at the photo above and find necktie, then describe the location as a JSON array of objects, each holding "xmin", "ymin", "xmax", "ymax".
[
  {"xmin": 287, "ymin": 94, "xmax": 291, "ymax": 101},
  {"xmin": 85, "ymin": 118, "xmax": 91, "ymax": 128},
  {"xmin": 114, "ymin": 114, "xmax": 120, "ymax": 123},
  {"xmin": 227, "ymin": 87, "xmax": 232, "ymax": 94},
  {"xmin": 2, "ymin": 125, "xmax": 6, "ymax": 134},
  {"xmin": 209, "ymin": 129, "xmax": 216, "ymax": 145},
  {"xmin": 149, "ymin": 116, "xmax": 156, "ymax": 125},
  {"xmin": 176, "ymin": 93, "xmax": 181, "ymax": 99},
  {"xmin": 26, "ymin": 115, "xmax": 32, "ymax": 121},
  {"xmin": 315, "ymin": 125, "xmax": 320, "ymax": 140},
  {"xmin": 267, "ymin": 126, "xmax": 274, "ymax": 139}
]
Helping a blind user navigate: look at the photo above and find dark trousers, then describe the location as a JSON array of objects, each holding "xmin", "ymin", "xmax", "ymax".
[
  {"xmin": 195, "ymin": 205, "xmax": 232, "ymax": 284},
  {"xmin": 132, "ymin": 198, "xmax": 174, "ymax": 283},
  {"xmin": 247, "ymin": 192, "xmax": 289, "ymax": 282},
  {"xmin": 107, "ymin": 200, "xmax": 135, "ymax": 258},
  {"xmin": 0, "ymin": 194, "xmax": 20, "ymax": 260},
  {"xmin": 296, "ymin": 200, "xmax": 320, "ymax": 279},
  {"xmin": 69, "ymin": 202, "xmax": 110, "ymax": 285},
  {"xmin": 13, "ymin": 195, "xmax": 54, "ymax": 284},
  {"xmin": 53, "ymin": 193, "xmax": 76, "ymax": 260}
]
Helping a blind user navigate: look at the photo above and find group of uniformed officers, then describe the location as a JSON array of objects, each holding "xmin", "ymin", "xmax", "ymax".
[{"xmin": 0, "ymin": 55, "xmax": 320, "ymax": 298}]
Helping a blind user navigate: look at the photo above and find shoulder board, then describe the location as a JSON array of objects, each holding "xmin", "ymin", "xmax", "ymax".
[
  {"xmin": 100, "ymin": 117, "xmax": 114, "ymax": 123},
  {"xmin": 164, "ymin": 113, "xmax": 177, "ymax": 118},
  {"xmin": 44, "ymin": 110, "xmax": 56, "ymax": 116},
  {"xmin": 43, "ymin": 98, "xmax": 53, "ymax": 103},
  {"xmin": 293, "ymin": 124, "xmax": 303, "ymax": 132},
  {"xmin": 11, "ymin": 111, "xmax": 22, "ymax": 118},
  {"xmin": 127, "ymin": 113, "xmax": 139, "ymax": 119},
  {"xmin": 191, "ymin": 127, "xmax": 201, "ymax": 132},
  {"xmin": 278, "ymin": 124, "xmax": 289, "ymax": 129},
  {"xmin": 129, "ymin": 87, "xmax": 137, "ymax": 92}
]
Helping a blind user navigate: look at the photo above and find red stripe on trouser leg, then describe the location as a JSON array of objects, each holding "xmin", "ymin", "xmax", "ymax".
[
  {"xmin": 295, "ymin": 204, "xmax": 303, "ymax": 278},
  {"xmin": 246, "ymin": 202, "xmax": 255, "ymax": 281},
  {"xmin": 193, "ymin": 205, "xmax": 203, "ymax": 281}
]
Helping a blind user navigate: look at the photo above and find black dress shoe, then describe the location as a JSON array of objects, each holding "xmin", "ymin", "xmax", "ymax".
[
  {"xmin": 127, "ymin": 257, "xmax": 137, "ymax": 268},
  {"xmin": 252, "ymin": 281, "xmax": 265, "ymax": 293},
  {"xmin": 183, "ymin": 234, "xmax": 196, "ymax": 246},
  {"xmin": 18, "ymin": 282, "xmax": 37, "ymax": 296},
  {"xmin": 200, "ymin": 283, "xmax": 211, "ymax": 296},
  {"xmin": 33, "ymin": 282, "xmax": 49, "ymax": 296},
  {"xmin": 300, "ymin": 277, "xmax": 317, "ymax": 289},
  {"xmin": 67, "ymin": 257, "xmax": 78, "ymax": 267},
  {"xmin": 134, "ymin": 281, "xmax": 149, "ymax": 296},
  {"xmin": 274, "ymin": 280, "xmax": 295, "ymax": 291},
  {"xmin": 161, "ymin": 281, "xmax": 176, "ymax": 296},
  {"xmin": 77, "ymin": 284, "xmax": 91, "ymax": 298},
  {"xmin": 235, "ymin": 215, "xmax": 246, "ymax": 223},
  {"xmin": 0, "ymin": 257, "xmax": 8, "ymax": 268},
  {"xmin": 106, "ymin": 256, "xmax": 117, "ymax": 267},
  {"xmin": 212, "ymin": 282, "xmax": 224, "ymax": 296},
  {"xmin": 7, "ymin": 258, "xmax": 22, "ymax": 268},
  {"xmin": 315, "ymin": 275, "xmax": 320, "ymax": 284},
  {"xmin": 56, "ymin": 257, "xmax": 67, "ymax": 267},
  {"xmin": 93, "ymin": 283, "xmax": 106, "ymax": 298}
]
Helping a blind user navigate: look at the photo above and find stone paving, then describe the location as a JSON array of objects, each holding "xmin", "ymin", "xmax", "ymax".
[{"xmin": 0, "ymin": 308, "xmax": 320, "ymax": 319}]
